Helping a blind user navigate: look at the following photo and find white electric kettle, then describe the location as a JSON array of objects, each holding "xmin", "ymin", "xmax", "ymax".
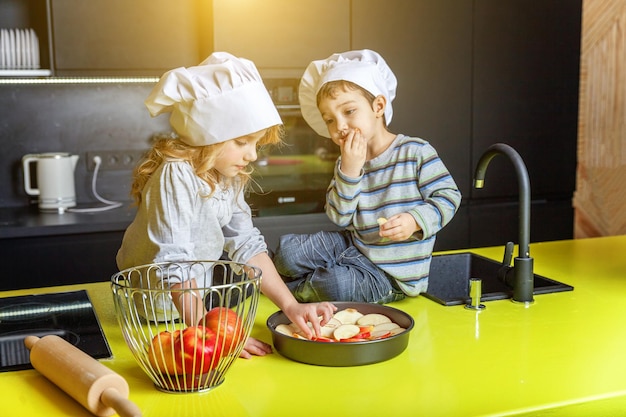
[{"xmin": 22, "ymin": 152, "xmax": 79, "ymax": 213}]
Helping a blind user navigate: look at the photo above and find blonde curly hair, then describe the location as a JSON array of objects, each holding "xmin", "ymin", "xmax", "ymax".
[{"xmin": 130, "ymin": 125, "xmax": 284, "ymax": 205}]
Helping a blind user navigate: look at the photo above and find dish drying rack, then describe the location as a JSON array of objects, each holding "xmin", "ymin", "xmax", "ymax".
[{"xmin": 0, "ymin": 28, "xmax": 51, "ymax": 76}]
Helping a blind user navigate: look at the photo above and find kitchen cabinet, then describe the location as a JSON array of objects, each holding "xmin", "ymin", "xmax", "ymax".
[
  {"xmin": 352, "ymin": 0, "xmax": 473, "ymax": 197},
  {"xmin": 50, "ymin": 0, "xmax": 212, "ymax": 76},
  {"xmin": 1, "ymin": 0, "xmax": 211, "ymax": 77},
  {"xmin": 352, "ymin": 0, "xmax": 581, "ymax": 250},
  {"xmin": 0, "ymin": 0, "xmax": 53, "ymax": 75},
  {"xmin": 467, "ymin": 0, "xmax": 581, "ymax": 247},
  {"xmin": 471, "ymin": 0, "xmax": 581, "ymax": 201},
  {"xmin": 352, "ymin": 0, "xmax": 472, "ymax": 251},
  {"xmin": 212, "ymin": 0, "xmax": 350, "ymax": 77},
  {"xmin": 0, "ymin": 231, "xmax": 123, "ymax": 291}
]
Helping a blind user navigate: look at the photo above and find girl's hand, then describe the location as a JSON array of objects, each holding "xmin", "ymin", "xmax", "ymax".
[
  {"xmin": 239, "ymin": 336, "xmax": 273, "ymax": 359},
  {"xmin": 378, "ymin": 213, "xmax": 422, "ymax": 241},
  {"xmin": 339, "ymin": 128, "xmax": 367, "ymax": 178},
  {"xmin": 283, "ymin": 301, "xmax": 337, "ymax": 339}
]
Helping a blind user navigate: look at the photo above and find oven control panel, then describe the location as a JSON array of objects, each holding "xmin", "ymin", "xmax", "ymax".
[{"xmin": 263, "ymin": 78, "xmax": 300, "ymax": 106}]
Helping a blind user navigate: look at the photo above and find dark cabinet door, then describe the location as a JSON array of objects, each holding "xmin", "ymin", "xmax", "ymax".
[
  {"xmin": 351, "ymin": 0, "xmax": 472, "ymax": 250},
  {"xmin": 0, "ymin": 231, "xmax": 123, "ymax": 291},
  {"xmin": 351, "ymin": 0, "xmax": 474, "ymax": 198},
  {"xmin": 471, "ymin": 0, "xmax": 582, "ymax": 201},
  {"xmin": 50, "ymin": 0, "xmax": 212, "ymax": 76}
]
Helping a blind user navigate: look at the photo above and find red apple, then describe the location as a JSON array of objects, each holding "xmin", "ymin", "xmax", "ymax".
[
  {"xmin": 147, "ymin": 330, "xmax": 183, "ymax": 375},
  {"xmin": 311, "ymin": 336, "xmax": 335, "ymax": 342},
  {"xmin": 200, "ymin": 307, "xmax": 245, "ymax": 354},
  {"xmin": 176, "ymin": 325, "xmax": 222, "ymax": 375},
  {"xmin": 356, "ymin": 325, "xmax": 374, "ymax": 339}
]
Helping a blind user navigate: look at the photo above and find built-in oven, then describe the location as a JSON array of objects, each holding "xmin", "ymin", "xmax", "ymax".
[{"xmin": 246, "ymin": 78, "xmax": 339, "ymax": 217}]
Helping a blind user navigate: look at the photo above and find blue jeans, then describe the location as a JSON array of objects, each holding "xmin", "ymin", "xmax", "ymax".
[{"xmin": 273, "ymin": 230, "xmax": 405, "ymax": 304}]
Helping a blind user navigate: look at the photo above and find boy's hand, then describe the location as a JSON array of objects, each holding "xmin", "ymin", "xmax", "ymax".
[
  {"xmin": 378, "ymin": 213, "xmax": 422, "ymax": 241},
  {"xmin": 339, "ymin": 128, "xmax": 366, "ymax": 177}
]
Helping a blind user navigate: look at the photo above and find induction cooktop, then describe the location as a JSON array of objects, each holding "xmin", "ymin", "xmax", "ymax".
[{"xmin": 0, "ymin": 290, "xmax": 112, "ymax": 372}]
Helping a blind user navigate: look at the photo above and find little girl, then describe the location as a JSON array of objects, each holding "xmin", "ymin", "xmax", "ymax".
[{"xmin": 116, "ymin": 52, "xmax": 336, "ymax": 358}]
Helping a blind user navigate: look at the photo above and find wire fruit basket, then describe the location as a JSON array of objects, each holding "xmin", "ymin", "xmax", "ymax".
[{"xmin": 111, "ymin": 260, "xmax": 262, "ymax": 393}]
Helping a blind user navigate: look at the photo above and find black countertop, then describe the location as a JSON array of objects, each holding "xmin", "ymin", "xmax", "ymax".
[
  {"xmin": 0, "ymin": 204, "xmax": 137, "ymax": 239},
  {"xmin": 0, "ymin": 203, "xmax": 340, "ymax": 256}
]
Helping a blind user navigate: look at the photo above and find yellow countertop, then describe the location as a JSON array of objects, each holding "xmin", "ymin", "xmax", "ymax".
[{"xmin": 3, "ymin": 235, "xmax": 626, "ymax": 417}]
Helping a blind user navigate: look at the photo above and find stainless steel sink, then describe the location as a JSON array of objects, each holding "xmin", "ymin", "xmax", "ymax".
[{"xmin": 423, "ymin": 252, "xmax": 573, "ymax": 306}]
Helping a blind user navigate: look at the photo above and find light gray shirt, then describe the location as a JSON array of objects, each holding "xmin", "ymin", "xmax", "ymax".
[{"xmin": 116, "ymin": 159, "xmax": 267, "ymax": 273}]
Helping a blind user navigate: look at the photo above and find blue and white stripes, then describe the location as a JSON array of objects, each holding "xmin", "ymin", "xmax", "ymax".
[{"xmin": 326, "ymin": 135, "xmax": 462, "ymax": 296}]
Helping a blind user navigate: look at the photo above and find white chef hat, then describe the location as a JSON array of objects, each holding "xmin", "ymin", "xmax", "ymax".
[
  {"xmin": 299, "ymin": 49, "xmax": 397, "ymax": 138},
  {"xmin": 145, "ymin": 52, "xmax": 282, "ymax": 146}
]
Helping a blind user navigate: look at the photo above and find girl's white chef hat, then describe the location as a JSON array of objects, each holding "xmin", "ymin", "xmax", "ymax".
[
  {"xmin": 299, "ymin": 49, "xmax": 397, "ymax": 138},
  {"xmin": 145, "ymin": 52, "xmax": 281, "ymax": 146}
]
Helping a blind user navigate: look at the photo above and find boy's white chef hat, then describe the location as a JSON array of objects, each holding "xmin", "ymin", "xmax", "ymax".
[
  {"xmin": 299, "ymin": 49, "xmax": 397, "ymax": 138},
  {"xmin": 145, "ymin": 52, "xmax": 281, "ymax": 146}
]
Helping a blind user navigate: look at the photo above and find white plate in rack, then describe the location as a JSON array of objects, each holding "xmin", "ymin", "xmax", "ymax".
[
  {"xmin": 7, "ymin": 29, "xmax": 14, "ymax": 68},
  {"xmin": 17, "ymin": 29, "xmax": 23, "ymax": 68},
  {"xmin": 0, "ymin": 29, "xmax": 6, "ymax": 68},
  {"xmin": 30, "ymin": 28, "xmax": 39, "ymax": 69},
  {"xmin": 20, "ymin": 29, "xmax": 26, "ymax": 69},
  {"xmin": 23, "ymin": 29, "xmax": 31, "ymax": 69}
]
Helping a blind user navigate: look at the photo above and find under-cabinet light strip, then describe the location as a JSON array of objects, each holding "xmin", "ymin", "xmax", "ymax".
[{"xmin": 0, "ymin": 77, "xmax": 160, "ymax": 85}]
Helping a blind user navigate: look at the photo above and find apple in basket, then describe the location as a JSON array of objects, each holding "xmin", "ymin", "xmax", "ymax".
[
  {"xmin": 200, "ymin": 307, "xmax": 245, "ymax": 353},
  {"xmin": 147, "ymin": 326, "xmax": 222, "ymax": 375},
  {"xmin": 147, "ymin": 330, "xmax": 183, "ymax": 375},
  {"xmin": 177, "ymin": 325, "xmax": 222, "ymax": 374}
]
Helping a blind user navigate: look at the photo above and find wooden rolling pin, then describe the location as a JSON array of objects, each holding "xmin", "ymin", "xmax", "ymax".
[{"xmin": 24, "ymin": 335, "xmax": 142, "ymax": 417}]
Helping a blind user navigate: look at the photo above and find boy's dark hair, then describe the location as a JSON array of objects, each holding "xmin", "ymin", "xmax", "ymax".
[
  {"xmin": 316, "ymin": 80, "xmax": 388, "ymax": 127},
  {"xmin": 316, "ymin": 80, "xmax": 376, "ymax": 107}
]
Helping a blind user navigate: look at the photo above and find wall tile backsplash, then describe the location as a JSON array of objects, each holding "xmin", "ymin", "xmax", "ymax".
[{"xmin": 0, "ymin": 82, "xmax": 170, "ymax": 207}]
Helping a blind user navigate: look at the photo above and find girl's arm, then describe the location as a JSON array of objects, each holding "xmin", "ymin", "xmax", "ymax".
[
  {"xmin": 170, "ymin": 278, "xmax": 205, "ymax": 326},
  {"xmin": 247, "ymin": 252, "xmax": 336, "ymax": 339}
]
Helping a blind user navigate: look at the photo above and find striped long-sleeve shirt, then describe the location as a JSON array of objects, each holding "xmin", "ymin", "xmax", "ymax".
[{"xmin": 326, "ymin": 134, "xmax": 462, "ymax": 296}]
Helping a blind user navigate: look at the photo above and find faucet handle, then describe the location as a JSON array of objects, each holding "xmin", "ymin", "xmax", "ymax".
[
  {"xmin": 502, "ymin": 241, "xmax": 514, "ymax": 266},
  {"xmin": 498, "ymin": 242, "xmax": 515, "ymax": 284}
]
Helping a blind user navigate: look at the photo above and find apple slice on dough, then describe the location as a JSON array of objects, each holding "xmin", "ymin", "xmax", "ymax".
[
  {"xmin": 388, "ymin": 327, "xmax": 406, "ymax": 336},
  {"xmin": 370, "ymin": 329, "xmax": 393, "ymax": 340},
  {"xmin": 357, "ymin": 313, "xmax": 392, "ymax": 326},
  {"xmin": 332, "ymin": 308, "xmax": 364, "ymax": 325},
  {"xmin": 275, "ymin": 323, "xmax": 297, "ymax": 336},
  {"xmin": 373, "ymin": 322, "xmax": 401, "ymax": 332},
  {"xmin": 320, "ymin": 317, "xmax": 342, "ymax": 338},
  {"xmin": 333, "ymin": 324, "xmax": 360, "ymax": 341}
]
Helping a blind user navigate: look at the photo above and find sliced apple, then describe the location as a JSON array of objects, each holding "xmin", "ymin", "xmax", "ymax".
[
  {"xmin": 320, "ymin": 317, "xmax": 342, "ymax": 338},
  {"xmin": 333, "ymin": 324, "xmax": 360, "ymax": 341},
  {"xmin": 275, "ymin": 307, "xmax": 407, "ymax": 343},
  {"xmin": 370, "ymin": 329, "xmax": 392, "ymax": 340},
  {"xmin": 357, "ymin": 313, "xmax": 392, "ymax": 326},
  {"xmin": 332, "ymin": 308, "xmax": 364, "ymax": 325},
  {"xmin": 377, "ymin": 217, "xmax": 388, "ymax": 226},
  {"xmin": 340, "ymin": 337, "xmax": 368, "ymax": 342},
  {"xmin": 275, "ymin": 323, "xmax": 297, "ymax": 336},
  {"xmin": 312, "ymin": 336, "xmax": 335, "ymax": 342},
  {"xmin": 388, "ymin": 327, "xmax": 406, "ymax": 336},
  {"xmin": 373, "ymin": 322, "xmax": 401, "ymax": 333}
]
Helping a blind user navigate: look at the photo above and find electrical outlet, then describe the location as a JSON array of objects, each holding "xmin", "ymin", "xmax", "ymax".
[{"xmin": 86, "ymin": 150, "xmax": 147, "ymax": 171}]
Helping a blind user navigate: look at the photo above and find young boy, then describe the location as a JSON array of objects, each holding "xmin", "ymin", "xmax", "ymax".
[{"xmin": 273, "ymin": 49, "xmax": 462, "ymax": 303}]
